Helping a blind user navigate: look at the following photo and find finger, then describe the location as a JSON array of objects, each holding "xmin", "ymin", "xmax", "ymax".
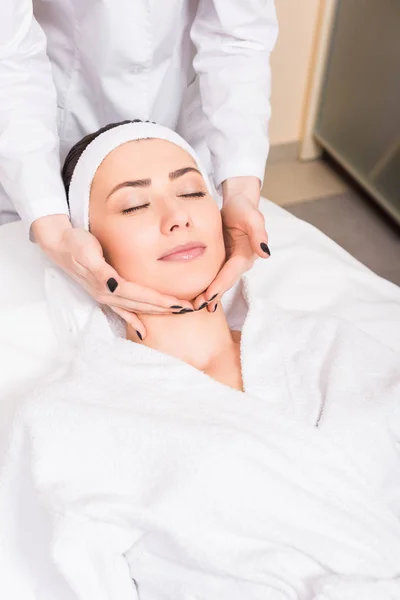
[
  {"xmin": 245, "ymin": 209, "xmax": 271, "ymax": 259},
  {"xmin": 192, "ymin": 289, "xmax": 219, "ymax": 311},
  {"xmin": 72, "ymin": 259, "xmax": 122, "ymax": 299},
  {"xmin": 76, "ymin": 253, "xmax": 194, "ymax": 311},
  {"xmin": 65, "ymin": 268, "xmax": 110, "ymax": 303},
  {"xmin": 206, "ymin": 299, "xmax": 219, "ymax": 313},
  {"xmin": 97, "ymin": 296, "xmax": 191, "ymax": 315},
  {"xmin": 108, "ymin": 279, "xmax": 194, "ymax": 311},
  {"xmin": 69, "ymin": 257, "xmax": 91, "ymax": 280},
  {"xmin": 204, "ymin": 254, "xmax": 250, "ymax": 303},
  {"xmin": 192, "ymin": 294, "xmax": 209, "ymax": 311},
  {"xmin": 206, "ymin": 294, "xmax": 220, "ymax": 312},
  {"xmin": 109, "ymin": 306, "xmax": 146, "ymax": 340},
  {"xmin": 72, "ymin": 265, "xmax": 189, "ymax": 316},
  {"xmin": 72, "ymin": 246, "xmax": 121, "ymax": 294}
]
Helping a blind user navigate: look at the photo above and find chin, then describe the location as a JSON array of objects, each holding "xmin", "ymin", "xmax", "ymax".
[
  {"xmin": 161, "ymin": 273, "xmax": 217, "ymax": 302},
  {"xmin": 166, "ymin": 283, "xmax": 213, "ymax": 303},
  {"xmin": 160, "ymin": 258, "xmax": 225, "ymax": 301}
]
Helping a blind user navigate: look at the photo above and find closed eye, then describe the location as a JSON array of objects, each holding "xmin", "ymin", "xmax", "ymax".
[
  {"xmin": 178, "ymin": 192, "xmax": 206, "ymax": 198},
  {"xmin": 122, "ymin": 203, "xmax": 150, "ymax": 214},
  {"xmin": 121, "ymin": 192, "xmax": 205, "ymax": 214}
]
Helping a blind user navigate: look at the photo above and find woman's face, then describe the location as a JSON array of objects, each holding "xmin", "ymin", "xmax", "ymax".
[{"xmin": 89, "ymin": 139, "xmax": 226, "ymax": 300}]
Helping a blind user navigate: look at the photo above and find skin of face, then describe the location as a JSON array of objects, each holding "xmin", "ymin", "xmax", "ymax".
[{"xmin": 89, "ymin": 139, "xmax": 226, "ymax": 301}]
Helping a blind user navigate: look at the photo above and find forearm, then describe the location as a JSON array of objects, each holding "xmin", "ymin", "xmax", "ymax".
[{"xmin": 0, "ymin": 0, "xmax": 68, "ymax": 225}]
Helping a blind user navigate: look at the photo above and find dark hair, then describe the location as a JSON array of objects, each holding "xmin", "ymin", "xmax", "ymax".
[{"xmin": 61, "ymin": 119, "xmax": 156, "ymax": 205}]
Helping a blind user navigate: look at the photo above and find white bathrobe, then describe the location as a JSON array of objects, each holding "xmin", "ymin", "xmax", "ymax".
[{"xmin": 1, "ymin": 258, "xmax": 400, "ymax": 600}]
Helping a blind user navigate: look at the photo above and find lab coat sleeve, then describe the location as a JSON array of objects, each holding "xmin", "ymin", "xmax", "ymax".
[
  {"xmin": 190, "ymin": 0, "xmax": 278, "ymax": 190},
  {"xmin": 0, "ymin": 0, "xmax": 69, "ymax": 227}
]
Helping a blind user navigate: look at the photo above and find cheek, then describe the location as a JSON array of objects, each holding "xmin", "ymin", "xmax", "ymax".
[
  {"xmin": 200, "ymin": 204, "xmax": 225, "ymax": 259},
  {"xmin": 93, "ymin": 218, "xmax": 157, "ymax": 281}
]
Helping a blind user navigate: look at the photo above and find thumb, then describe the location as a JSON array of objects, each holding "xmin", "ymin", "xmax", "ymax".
[
  {"xmin": 75, "ymin": 238, "xmax": 122, "ymax": 293},
  {"xmin": 89, "ymin": 259, "xmax": 122, "ymax": 294},
  {"xmin": 246, "ymin": 209, "xmax": 271, "ymax": 259}
]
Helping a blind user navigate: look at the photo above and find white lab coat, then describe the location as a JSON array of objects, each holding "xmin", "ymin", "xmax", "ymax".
[{"xmin": 0, "ymin": 0, "xmax": 278, "ymax": 226}]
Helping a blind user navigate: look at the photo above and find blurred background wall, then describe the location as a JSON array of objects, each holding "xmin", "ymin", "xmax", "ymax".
[
  {"xmin": 269, "ymin": 0, "xmax": 321, "ymax": 147},
  {"xmin": 263, "ymin": 0, "xmax": 400, "ymax": 286}
]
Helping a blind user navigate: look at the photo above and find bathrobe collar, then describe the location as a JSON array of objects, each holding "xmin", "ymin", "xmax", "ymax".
[{"xmin": 74, "ymin": 261, "xmax": 299, "ymax": 421}]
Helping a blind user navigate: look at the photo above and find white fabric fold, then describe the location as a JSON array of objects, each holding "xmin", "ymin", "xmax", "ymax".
[{"xmin": 1, "ymin": 258, "xmax": 400, "ymax": 600}]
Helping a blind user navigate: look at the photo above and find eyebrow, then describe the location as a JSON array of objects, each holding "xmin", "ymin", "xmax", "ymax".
[{"xmin": 106, "ymin": 166, "xmax": 202, "ymax": 199}]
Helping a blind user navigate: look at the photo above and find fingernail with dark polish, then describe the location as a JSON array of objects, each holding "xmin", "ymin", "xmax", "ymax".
[
  {"xmin": 198, "ymin": 301, "xmax": 208, "ymax": 310},
  {"xmin": 136, "ymin": 330, "xmax": 143, "ymax": 340},
  {"xmin": 209, "ymin": 293, "xmax": 218, "ymax": 301},
  {"xmin": 213, "ymin": 304, "xmax": 218, "ymax": 312},
  {"xmin": 260, "ymin": 242, "xmax": 271, "ymax": 256},
  {"xmin": 107, "ymin": 277, "xmax": 118, "ymax": 293},
  {"xmin": 170, "ymin": 305, "xmax": 182, "ymax": 309}
]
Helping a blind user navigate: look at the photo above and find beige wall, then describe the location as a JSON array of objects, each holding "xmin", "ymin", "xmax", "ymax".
[{"xmin": 269, "ymin": 0, "xmax": 322, "ymax": 146}]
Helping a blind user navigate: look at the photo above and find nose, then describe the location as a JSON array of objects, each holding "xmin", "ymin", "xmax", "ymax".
[{"xmin": 160, "ymin": 197, "xmax": 192, "ymax": 234}]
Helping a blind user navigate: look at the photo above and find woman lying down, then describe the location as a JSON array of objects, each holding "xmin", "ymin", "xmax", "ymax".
[{"xmin": 1, "ymin": 121, "xmax": 400, "ymax": 600}]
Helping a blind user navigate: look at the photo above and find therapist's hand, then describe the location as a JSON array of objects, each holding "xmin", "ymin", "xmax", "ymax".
[
  {"xmin": 32, "ymin": 215, "xmax": 194, "ymax": 339},
  {"xmin": 193, "ymin": 176, "xmax": 270, "ymax": 312}
]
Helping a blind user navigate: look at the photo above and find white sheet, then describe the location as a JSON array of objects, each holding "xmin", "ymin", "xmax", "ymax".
[{"xmin": 1, "ymin": 254, "xmax": 400, "ymax": 600}]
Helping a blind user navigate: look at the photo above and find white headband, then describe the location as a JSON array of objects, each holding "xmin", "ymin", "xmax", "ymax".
[{"xmin": 68, "ymin": 122, "xmax": 214, "ymax": 230}]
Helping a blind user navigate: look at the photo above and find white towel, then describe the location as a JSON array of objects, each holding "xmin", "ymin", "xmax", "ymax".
[{"xmin": 1, "ymin": 258, "xmax": 400, "ymax": 600}]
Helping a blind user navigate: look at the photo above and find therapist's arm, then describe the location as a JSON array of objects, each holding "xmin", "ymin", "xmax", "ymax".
[
  {"xmin": 190, "ymin": 0, "xmax": 278, "ymax": 191},
  {"xmin": 190, "ymin": 0, "xmax": 278, "ymax": 308},
  {"xmin": 0, "ymin": 0, "xmax": 68, "ymax": 226},
  {"xmin": 0, "ymin": 1, "xmax": 193, "ymax": 334}
]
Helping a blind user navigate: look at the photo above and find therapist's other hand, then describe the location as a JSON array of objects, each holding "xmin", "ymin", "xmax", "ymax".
[
  {"xmin": 32, "ymin": 215, "xmax": 194, "ymax": 339},
  {"xmin": 194, "ymin": 176, "xmax": 270, "ymax": 312}
]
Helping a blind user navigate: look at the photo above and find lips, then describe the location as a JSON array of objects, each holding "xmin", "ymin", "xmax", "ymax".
[{"xmin": 158, "ymin": 242, "xmax": 206, "ymax": 262}]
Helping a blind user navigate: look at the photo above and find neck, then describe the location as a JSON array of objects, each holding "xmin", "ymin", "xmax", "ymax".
[{"xmin": 126, "ymin": 307, "xmax": 235, "ymax": 371}]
